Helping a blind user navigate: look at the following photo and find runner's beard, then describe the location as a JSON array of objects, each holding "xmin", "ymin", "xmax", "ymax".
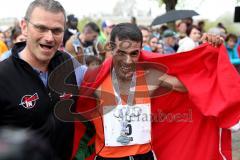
[{"xmin": 115, "ymin": 64, "xmax": 135, "ymax": 82}]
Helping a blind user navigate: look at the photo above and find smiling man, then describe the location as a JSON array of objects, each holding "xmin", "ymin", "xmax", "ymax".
[
  {"xmin": 0, "ymin": 0, "xmax": 87, "ymax": 160},
  {"xmin": 92, "ymin": 24, "xmax": 186, "ymax": 159}
]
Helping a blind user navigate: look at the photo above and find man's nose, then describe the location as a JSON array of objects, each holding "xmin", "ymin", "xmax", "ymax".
[
  {"xmin": 125, "ymin": 54, "xmax": 132, "ymax": 64},
  {"xmin": 44, "ymin": 30, "xmax": 54, "ymax": 42}
]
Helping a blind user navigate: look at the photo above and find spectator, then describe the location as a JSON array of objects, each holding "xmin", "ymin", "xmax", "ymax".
[
  {"xmin": 0, "ymin": 40, "xmax": 8, "ymax": 57},
  {"xmin": 162, "ymin": 29, "xmax": 177, "ymax": 54},
  {"xmin": 98, "ymin": 20, "xmax": 115, "ymax": 46},
  {"xmin": 238, "ymin": 45, "xmax": 240, "ymax": 58},
  {"xmin": 85, "ymin": 55, "xmax": 102, "ymax": 69},
  {"xmin": 63, "ymin": 14, "xmax": 78, "ymax": 47},
  {"xmin": 0, "ymin": 31, "xmax": 5, "ymax": 41},
  {"xmin": 197, "ymin": 20, "xmax": 205, "ymax": 33},
  {"xmin": 0, "ymin": 30, "xmax": 8, "ymax": 57},
  {"xmin": 182, "ymin": 17, "xmax": 193, "ymax": 30},
  {"xmin": 237, "ymin": 35, "xmax": 240, "ymax": 57},
  {"xmin": 3, "ymin": 28, "xmax": 12, "ymax": 48},
  {"xmin": 217, "ymin": 22, "xmax": 227, "ymax": 34},
  {"xmin": 11, "ymin": 27, "xmax": 26, "ymax": 44},
  {"xmin": 139, "ymin": 25, "xmax": 151, "ymax": 51},
  {"xmin": 208, "ymin": 26, "xmax": 227, "ymax": 40},
  {"xmin": 0, "ymin": 26, "xmax": 27, "ymax": 61},
  {"xmin": 148, "ymin": 34, "xmax": 159, "ymax": 53},
  {"xmin": 159, "ymin": 25, "xmax": 169, "ymax": 36},
  {"xmin": 225, "ymin": 33, "xmax": 240, "ymax": 65},
  {"xmin": 176, "ymin": 21, "xmax": 187, "ymax": 39},
  {"xmin": 157, "ymin": 42, "xmax": 164, "ymax": 54},
  {"xmin": 65, "ymin": 22, "xmax": 105, "ymax": 64},
  {"xmin": 177, "ymin": 25, "xmax": 201, "ymax": 53}
]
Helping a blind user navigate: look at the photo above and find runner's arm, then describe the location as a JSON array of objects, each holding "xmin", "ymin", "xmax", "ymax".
[{"xmin": 159, "ymin": 74, "xmax": 187, "ymax": 92}]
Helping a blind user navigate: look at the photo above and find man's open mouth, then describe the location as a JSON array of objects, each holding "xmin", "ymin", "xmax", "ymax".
[
  {"xmin": 40, "ymin": 44, "xmax": 54, "ymax": 50},
  {"xmin": 120, "ymin": 65, "xmax": 133, "ymax": 73}
]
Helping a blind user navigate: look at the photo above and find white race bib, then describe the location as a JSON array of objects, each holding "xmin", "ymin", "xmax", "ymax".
[{"xmin": 103, "ymin": 103, "xmax": 151, "ymax": 146}]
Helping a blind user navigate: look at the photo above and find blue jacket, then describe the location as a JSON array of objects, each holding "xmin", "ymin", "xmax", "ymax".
[{"xmin": 225, "ymin": 44, "xmax": 240, "ymax": 65}]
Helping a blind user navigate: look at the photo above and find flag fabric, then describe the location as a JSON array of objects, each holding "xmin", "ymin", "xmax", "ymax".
[{"xmin": 72, "ymin": 43, "xmax": 240, "ymax": 160}]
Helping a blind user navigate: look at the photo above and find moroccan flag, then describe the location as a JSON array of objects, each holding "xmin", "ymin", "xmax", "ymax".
[{"xmin": 72, "ymin": 43, "xmax": 240, "ymax": 160}]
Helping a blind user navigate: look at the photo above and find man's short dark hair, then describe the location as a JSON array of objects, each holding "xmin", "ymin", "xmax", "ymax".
[
  {"xmin": 83, "ymin": 22, "xmax": 100, "ymax": 34},
  {"xmin": 24, "ymin": 0, "xmax": 66, "ymax": 26},
  {"xmin": 110, "ymin": 23, "xmax": 143, "ymax": 47}
]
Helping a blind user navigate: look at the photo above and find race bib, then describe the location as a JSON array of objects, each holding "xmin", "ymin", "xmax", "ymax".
[{"xmin": 103, "ymin": 103, "xmax": 151, "ymax": 146}]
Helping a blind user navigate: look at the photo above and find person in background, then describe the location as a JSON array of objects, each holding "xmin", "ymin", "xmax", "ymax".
[
  {"xmin": 238, "ymin": 36, "xmax": 240, "ymax": 58},
  {"xmin": 157, "ymin": 42, "xmax": 164, "ymax": 54},
  {"xmin": 225, "ymin": 33, "xmax": 240, "ymax": 65},
  {"xmin": 217, "ymin": 22, "xmax": 227, "ymax": 34},
  {"xmin": 148, "ymin": 34, "xmax": 159, "ymax": 53},
  {"xmin": 0, "ymin": 39, "xmax": 8, "ymax": 57},
  {"xmin": 162, "ymin": 29, "xmax": 177, "ymax": 54},
  {"xmin": 0, "ymin": 31, "xmax": 5, "ymax": 41},
  {"xmin": 197, "ymin": 20, "xmax": 205, "ymax": 34},
  {"xmin": 177, "ymin": 25, "xmax": 201, "ymax": 53},
  {"xmin": 139, "ymin": 25, "xmax": 151, "ymax": 52},
  {"xmin": 65, "ymin": 22, "xmax": 105, "ymax": 64},
  {"xmin": 159, "ymin": 25, "xmax": 169, "ymax": 36},
  {"xmin": 10, "ymin": 27, "xmax": 27, "ymax": 46},
  {"xmin": 98, "ymin": 20, "xmax": 115, "ymax": 60},
  {"xmin": 0, "ymin": 31, "xmax": 8, "ymax": 57},
  {"xmin": 85, "ymin": 55, "xmax": 102, "ymax": 69},
  {"xmin": 3, "ymin": 28, "xmax": 12, "ymax": 48},
  {"xmin": 0, "ymin": 26, "xmax": 27, "ymax": 61},
  {"xmin": 182, "ymin": 17, "xmax": 193, "ymax": 30},
  {"xmin": 208, "ymin": 26, "xmax": 227, "ymax": 40},
  {"xmin": 98, "ymin": 20, "xmax": 115, "ymax": 46},
  {"xmin": 176, "ymin": 21, "xmax": 187, "ymax": 39},
  {"xmin": 63, "ymin": 14, "xmax": 78, "ymax": 47}
]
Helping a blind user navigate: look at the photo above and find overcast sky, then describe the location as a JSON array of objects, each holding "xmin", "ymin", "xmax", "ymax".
[{"xmin": 0, "ymin": 0, "xmax": 238, "ymax": 21}]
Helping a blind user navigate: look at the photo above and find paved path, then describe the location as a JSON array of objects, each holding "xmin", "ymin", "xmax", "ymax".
[{"xmin": 232, "ymin": 131, "xmax": 240, "ymax": 160}]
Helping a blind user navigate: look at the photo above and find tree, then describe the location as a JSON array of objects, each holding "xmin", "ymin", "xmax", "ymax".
[
  {"xmin": 158, "ymin": 0, "xmax": 211, "ymax": 13},
  {"xmin": 157, "ymin": 0, "xmax": 178, "ymax": 30},
  {"xmin": 162, "ymin": 0, "xmax": 178, "ymax": 12},
  {"xmin": 156, "ymin": 0, "xmax": 205, "ymax": 30}
]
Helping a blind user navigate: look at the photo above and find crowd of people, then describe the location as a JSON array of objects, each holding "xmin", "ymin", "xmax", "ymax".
[
  {"xmin": 0, "ymin": 0, "xmax": 239, "ymax": 160},
  {"xmin": 1, "ymin": 11, "xmax": 240, "ymax": 70}
]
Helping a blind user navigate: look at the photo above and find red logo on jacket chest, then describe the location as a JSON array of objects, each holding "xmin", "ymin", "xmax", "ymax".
[{"xmin": 19, "ymin": 93, "xmax": 39, "ymax": 109}]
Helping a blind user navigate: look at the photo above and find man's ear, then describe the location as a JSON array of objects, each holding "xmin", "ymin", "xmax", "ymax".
[{"xmin": 20, "ymin": 19, "xmax": 28, "ymax": 37}]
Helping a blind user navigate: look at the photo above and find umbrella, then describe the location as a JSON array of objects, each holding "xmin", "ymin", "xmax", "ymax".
[{"xmin": 151, "ymin": 10, "xmax": 199, "ymax": 26}]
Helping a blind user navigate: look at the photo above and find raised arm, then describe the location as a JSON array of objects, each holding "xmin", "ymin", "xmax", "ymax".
[
  {"xmin": 158, "ymin": 73, "xmax": 187, "ymax": 92},
  {"xmin": 145, "ymin": 69, "xmax": 187, "ymax": 94}
]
